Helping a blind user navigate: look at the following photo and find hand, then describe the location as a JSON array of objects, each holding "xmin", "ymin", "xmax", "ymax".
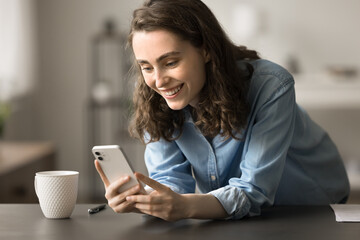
[
  {"xmin": 94, "ymin": 160, "xmax": 145, "ymax": 213},
  {"xmin": 126, "ymin": 172, "xmax": 190, "ymax": 222}
]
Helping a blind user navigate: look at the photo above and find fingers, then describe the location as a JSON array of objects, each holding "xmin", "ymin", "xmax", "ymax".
[
  {"xmin": 125, "ymin": 178, "xmax": 182, "ymax": 221},
  {"xmin": 126, "ymin": 194, "xmax": 162, "ymax": 204},
  {"xmin": 131, "ymin": 199, "xmax": 177, "ymax": 222},
  {"xmin": 105, "ymin": 175, "xmax": 131, "ymax": 199},
  {"xmin": 133, "ymin": 203, "xmax": 165, "ymax": 213},
  {"xmin": 94, "ymin": 161, "xmax": 149, "ymax": 214},
  {"xmin": 94, "ymin": 160, "xmax": 110, "ymax": 187},
  {"xmin": 134, "ymin": 172, "xmax": 170, "ymax": 192},
  {"xmin": 126, "ymin": 195, "xmax": 166, "ymax": 219},
  {"xmin": 106, "ymin": 182, "xmax": 145, "ymax": 214},
  {"xmin": 126, "ymin": 190, "xmax": 170, "ymax": 217},
  {"xmin": 108, "ymin": 184, "xmax": 140, "ymax": 208}
]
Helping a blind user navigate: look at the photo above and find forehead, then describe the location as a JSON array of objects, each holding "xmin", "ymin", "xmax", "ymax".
[{"xmin": 132, "ymin": 30, "xmax": 186, "ymax": 60}]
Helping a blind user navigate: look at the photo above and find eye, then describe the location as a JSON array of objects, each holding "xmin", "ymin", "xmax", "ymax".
[
  {"xmin": 166, "ymin": 61, "xmax": 178, "ymax": 67},
  {"xmin": 141, "ymin": 65, "xmax": 153, "ymax": 72}
]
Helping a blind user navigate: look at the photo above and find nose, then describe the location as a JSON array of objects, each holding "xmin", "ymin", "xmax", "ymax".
[{"xmin": 154, "ymin": 68, "xmax": 169, "ymax": 89}]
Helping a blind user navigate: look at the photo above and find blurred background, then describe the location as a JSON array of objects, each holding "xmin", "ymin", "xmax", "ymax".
[{"xmin": 0, "ymin": 0, "xmax": 359, "ymax": 204}]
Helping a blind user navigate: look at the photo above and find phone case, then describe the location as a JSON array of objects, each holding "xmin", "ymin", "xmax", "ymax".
[{"xmin": 92, "ymin": 145, "xmax": 139, "ymax": 192}]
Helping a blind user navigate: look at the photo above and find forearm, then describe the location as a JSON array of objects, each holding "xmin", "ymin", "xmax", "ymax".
[{"xmin": 183, "ymin": 193, "xmax": 229, "ymax": 219}]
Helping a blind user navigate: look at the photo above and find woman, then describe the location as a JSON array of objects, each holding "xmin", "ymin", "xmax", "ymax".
[{"xmin": 95, "ymin": 0, "xmax": 350, "ymax": 221}]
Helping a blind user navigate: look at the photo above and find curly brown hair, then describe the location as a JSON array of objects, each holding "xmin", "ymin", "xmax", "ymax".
[{"xmin": 128, "ymin": 0, "xmax": 260, "ymax": 143}]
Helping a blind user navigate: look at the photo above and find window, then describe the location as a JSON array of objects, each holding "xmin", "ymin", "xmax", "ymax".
[{"xmin": 0, "ymin": 0, "xmax": 36, "ymax": 102}]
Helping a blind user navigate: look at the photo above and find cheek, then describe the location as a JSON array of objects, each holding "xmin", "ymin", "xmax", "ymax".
[
  {"xmin": 143, "ymin": 75, "xmax": 155, "ymax": 89},
  {"xmin": 188, "ymin": 63, "xmax": 206, "ymax": 90}
]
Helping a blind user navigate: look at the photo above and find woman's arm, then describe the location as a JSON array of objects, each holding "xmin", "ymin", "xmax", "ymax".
[
  {"xmin": 183, "ymin": 193, "xmax": 229, "ymax": 219},
  {"xmin": 126, "ymin": 173, "xmax": 228, "ymax": 221}
]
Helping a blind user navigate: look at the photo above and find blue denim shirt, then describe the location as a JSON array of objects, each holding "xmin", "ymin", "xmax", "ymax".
[{"xmin": 144, "ymin": 59, "xmax": 350, "ymax": 219}]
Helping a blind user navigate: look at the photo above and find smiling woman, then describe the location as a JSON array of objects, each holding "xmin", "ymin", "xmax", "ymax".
[
  {"xmin": 94, "ymin": 0, "xmax": 350, "ymax": 222},
  {"xmin": 132, "ymin": 30, "xmax": 208, "ymax": 110},
  {"xmin": 128, "ymin": 0, "xmax": 259, "ymax": 143}
]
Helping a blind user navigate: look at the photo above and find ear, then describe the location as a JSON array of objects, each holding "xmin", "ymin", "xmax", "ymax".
[{"xmin": 202, "ymin": 48, "xmax": 211, "ymax": 63}]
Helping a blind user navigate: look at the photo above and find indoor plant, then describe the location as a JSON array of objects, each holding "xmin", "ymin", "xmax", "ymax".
[{"xmin": 0, "ymin": 102, "xmax": 10, "ymax": 138}]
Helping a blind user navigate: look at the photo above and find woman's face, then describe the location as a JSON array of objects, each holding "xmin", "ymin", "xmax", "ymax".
[{"xmin": 132, "ymin": 29, "xmax": 208, "ymax": 110}]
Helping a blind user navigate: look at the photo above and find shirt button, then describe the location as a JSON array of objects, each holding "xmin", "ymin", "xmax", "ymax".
[{"xmin": 211, "ymin": 175, "xmax": 216, "ymax": 181}]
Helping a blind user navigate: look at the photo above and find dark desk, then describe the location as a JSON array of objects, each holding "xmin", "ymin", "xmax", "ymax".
[{"xmin": 0, "ymin": 204, "xmax": 358, "ymax": 240}]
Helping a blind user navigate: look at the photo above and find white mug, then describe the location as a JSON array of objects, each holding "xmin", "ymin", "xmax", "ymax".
[{"xmin": 34, "ymin": 171, "xmax": 79, "ymax": 219}]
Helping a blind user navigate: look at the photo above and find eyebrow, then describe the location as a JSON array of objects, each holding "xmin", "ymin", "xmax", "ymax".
[{"xmin": 137, "ymin": 51, "xmax": 181, "ymax": 64}]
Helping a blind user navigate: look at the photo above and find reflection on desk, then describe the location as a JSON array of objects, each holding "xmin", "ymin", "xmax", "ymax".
[{"xmin": 0, "ymin": 204, "xmax": 359, "ymax": 240}]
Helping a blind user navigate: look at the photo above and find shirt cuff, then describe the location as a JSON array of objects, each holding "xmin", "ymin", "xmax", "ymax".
[{"xmin": 209, "ymin": 185, "xmax": 252, "ymax": 220}]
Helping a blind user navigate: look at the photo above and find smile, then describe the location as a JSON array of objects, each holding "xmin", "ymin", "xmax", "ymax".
[{"xmin": 163, "ymin": 84, "xmax": 183, "ymax": 96}]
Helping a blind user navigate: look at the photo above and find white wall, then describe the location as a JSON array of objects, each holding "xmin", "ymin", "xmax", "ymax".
[{"xmin": 204, "ymin": 0, "xmax": 360, "ymax": 73}]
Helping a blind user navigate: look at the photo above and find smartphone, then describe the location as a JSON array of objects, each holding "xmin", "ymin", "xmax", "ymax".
[{"xmin": 92, "ymin": 145, "xmax": 140, "ymax": 193}]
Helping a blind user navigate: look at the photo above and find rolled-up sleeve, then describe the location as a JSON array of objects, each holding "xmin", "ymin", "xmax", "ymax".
[
  {"xmin": 209, "ymin": 186, "xmax": 251, "ymax": 219},
  {"xmin": 210, "ymin": 75, "xmax": 296, "ymax": 219}
]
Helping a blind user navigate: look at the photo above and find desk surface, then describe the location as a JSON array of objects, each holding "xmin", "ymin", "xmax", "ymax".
[{"xmin": 0, "ymin": 204, "xmax": 359, "ymax": 240}]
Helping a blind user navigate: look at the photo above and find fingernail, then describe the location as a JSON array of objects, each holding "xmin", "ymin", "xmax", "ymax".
[{"xmin": 126, "ymin": 196, "xmax": 132, "ymax": 201}]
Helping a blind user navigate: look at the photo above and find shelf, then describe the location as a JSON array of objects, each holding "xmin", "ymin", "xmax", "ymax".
[
  {"xmin": 294, "ymin": 73, "xmax": 360, "ymax": 109},
  {"xmin": 0, "ymin": 141, "xmax": 56, "ymax": 203}
]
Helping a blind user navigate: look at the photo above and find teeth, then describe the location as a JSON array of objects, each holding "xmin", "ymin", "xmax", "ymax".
[{"xmin": 164, "ymin": 85, "xmax": 182, "ymax": 96}]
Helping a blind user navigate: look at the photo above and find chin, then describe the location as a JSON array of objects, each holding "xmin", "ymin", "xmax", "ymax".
[
  {"xmin": 168, "ymin": 105, "xmax": 185, "ymax": 111},
  {"xmin": 166, "ymin": 101, "xmax": 187, "ymax": 111}
]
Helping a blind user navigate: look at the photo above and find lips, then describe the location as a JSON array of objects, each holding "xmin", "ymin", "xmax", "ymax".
[{"xmin": 162, "ymin": 84, "xmax": 184, "ymax": 97}]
